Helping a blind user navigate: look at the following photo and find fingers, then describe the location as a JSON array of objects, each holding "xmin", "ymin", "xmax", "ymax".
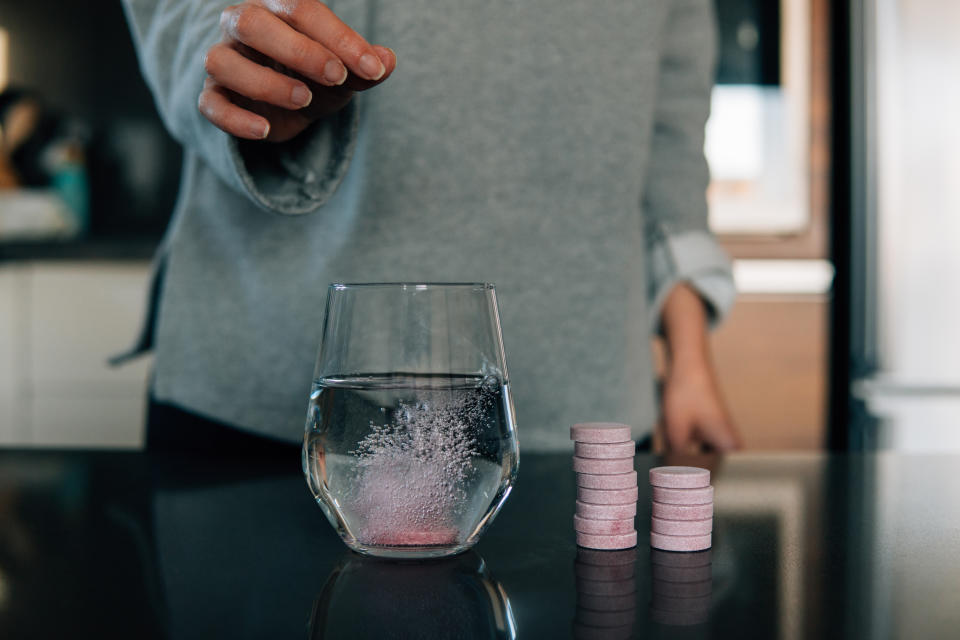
[
  {"xmin": 662, "ymin": 405, "xmax": 741, "ymax": 454},
  {"xmin": 205, "ymin": 44, "xmax": 314, "ymax": 110},
  {"xmin": 262, "ymin": 0, "xmax": 387, "ymax": 81},
  {"xmin": 341, "ymin": 46, "xmax": 397, "ymax": 91},
  {"xmin": 205, "ymin": 2, "xmax": 396, "ymax": 140},
  {"xmin": 198, "ymin": 78, "xmax": 270, "ymax": 139},
  {"xmin": 220, "ymin": 4, "xmax": 348, "ymax": 86},
  {"xmin": 707, "ymin": 422, "xmax": 743, "ymax": 452}
]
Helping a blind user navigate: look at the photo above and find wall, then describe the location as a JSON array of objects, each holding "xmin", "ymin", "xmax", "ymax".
[{"xmin": 0, "ymin": 261, "xmax": 151, "ymax": 447}]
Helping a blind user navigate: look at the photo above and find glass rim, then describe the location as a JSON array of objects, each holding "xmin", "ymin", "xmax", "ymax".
[{"xmin": 329, "ymin": 282, "xmax": 496, "ymax": 290}]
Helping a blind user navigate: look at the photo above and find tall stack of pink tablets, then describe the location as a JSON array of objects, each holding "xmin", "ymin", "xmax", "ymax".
[
  {"xmin": 570, "ymin": 422, "xmax": 638, "ymax": 550},
  {"xmin": 648, "ymin": 466, "xmax": 713, "ymax": 552}
]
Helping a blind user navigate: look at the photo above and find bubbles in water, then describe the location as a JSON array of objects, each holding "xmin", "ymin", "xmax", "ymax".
[
  {"xmin": 348, "ymin": 389, "xmax": 490, "ymax": 546},
  {"xmin": 304, "ymin": 374, "xmax": 517, "ymax": 555},
  {"xmin": 479, "ymin": 375, "xmax": 500, "ymax": 394}
]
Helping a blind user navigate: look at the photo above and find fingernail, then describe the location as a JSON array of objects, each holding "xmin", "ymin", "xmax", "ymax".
[
  {"xmin": 325, "ymin": 59, "xmax": 347, "ymax": 85},
  {"xmin": 291, "ymin": 85, "xmax": 312, "ymax": 108},
  {"xmin": 251, "ymin": 121, "xmax": 269, "ymax": 139},
  {"xmin": 358, "ymin": 53, "xmax": 385, "ymax": 80}
]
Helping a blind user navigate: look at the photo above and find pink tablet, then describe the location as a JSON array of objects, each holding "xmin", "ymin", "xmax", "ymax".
[
  {"xmin": 577, "ymin": 530, "xmax": 638, "ymax": 550},
  {"xmin": 576, "ymin": 500, "xmax": 637, "ymax": 520},
  {"xmin": 651, "ymin": 501, "xmax": 713, "ymax": 521},
  {"xmin": 575, "ymin": 514, "xmax": 636, "ymax": 536},
  {"xmin": 649, "ymin": 531, "xmax": 712, "ymax": 552},
  {"xmin": 651, "ymin": 485, "xmax": 714, "ymax": 505},
  {"xmin": 574, "ymin": 456, "xmax": 634, "ymax": 475},
  {"xmin": 651, "ymin": 516, "xmax": 712, "ymax": 536},
  {"xmin": 577, "ymin": 486, "xmax": 639, "ymax": 506},
  {"xmin": 577, "ymin": 471, "xmax": 638, "ymax": 490},
  {"xmin": 648, "ymin": 466, "xmax": 710, "ymax": 489},
  {"xmin": 574, "ymin": 441, "xmax": 636, "ymax": 459},
  {"xmin": 570, "ymin": 422, "xmax": 632, "ymax": 444}
]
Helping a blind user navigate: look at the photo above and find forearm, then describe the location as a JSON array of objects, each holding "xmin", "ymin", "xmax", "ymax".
[
  {"xmin": 658, "ymin": 282, "xmax": 741, "ymax": 451},
  {"xmin": 660, "ymin": 282, "xmax": 712, "ymax": 373}
]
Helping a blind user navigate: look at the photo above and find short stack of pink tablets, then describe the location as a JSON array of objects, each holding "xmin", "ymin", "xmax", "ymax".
[
  {"xmin": 571, "ymin": 422, "xmax": 638, "ymax": 550},
  {"xmin": 648, "ymin": 466, "xmax": 713, "ymax": 552}
]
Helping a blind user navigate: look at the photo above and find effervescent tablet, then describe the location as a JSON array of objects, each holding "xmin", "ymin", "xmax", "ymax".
[
  {"xmin": 574, "ymin": 456, "xmax": 634, "ymax": 475},
  {"xmin": 575, "ymin": 441, "xmax": 636, "ymax": 459},
  {"xmin": 651, "ymin": 516, "xmax": 712, "ymax": 536},
  {"xmin": 576, "ymin": 530, "xmax": 638, "ymax": 550},
  {"xmin": 577, "ymin": 486, "xmax": 639, "ymax": 505},
  {"xmin": 649, "ymin": 466, "xmax": 710, "ymax": 489},
  {"xmin": 574, "ymin": 514, "xmax": 636, "ymax": 536},
  {"xmin": 649, "ymin": 531, "xmax": 712, "ymax": 552},
  {"xmin": 577, "ymin": 471, "xmax": 637, "ymax": 490},
  {"xmin": 576, "ymin": 500, "xmax": 637, "ymax": 520},
  {"xmin": 651, "ymin": 501, "xmax": 713, "ymax": 521},
  {"xmin": 651, "ymin": 485, "xmax": 714, "ymax": 505},
  {"xmin": 570, "ymin": 422, "xmax": 632, "ymax": 444}
]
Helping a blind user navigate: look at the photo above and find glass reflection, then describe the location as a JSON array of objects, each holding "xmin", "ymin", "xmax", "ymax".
[
  {"xmin": 573, "ymin": 548, "xmax": 637, "ymax": 639},
  {"xmin": 649, "ymin": 548, "xmax": 713, "ymax": 626},
  {"xmin": 310, "ymin": 551, "xmax": 516, "ymax": 639}
]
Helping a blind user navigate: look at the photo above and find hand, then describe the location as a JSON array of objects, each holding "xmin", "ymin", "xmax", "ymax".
[
  {"xmin": 657, "ymin": 283, "xmax": 742, "ymax": 453},
  {"xmin": 660, "ymin": 363, "xmax": 741, "ymax": 453},
  {"xmin": 199, "ymin": 0, "xmax": 397, "ymax": 142}
]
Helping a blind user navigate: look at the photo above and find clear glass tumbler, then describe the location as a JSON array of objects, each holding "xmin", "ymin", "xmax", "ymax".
[{"xmin": 303, "ymin": 283, "xmax": 520, "ymax": 559}]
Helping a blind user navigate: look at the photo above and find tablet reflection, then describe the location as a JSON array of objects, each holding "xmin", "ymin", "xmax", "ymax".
[
  {"xmin": 649, "ymin": 548, "xmax": 713, "ymax": 626},
  {"xmin": 573, "ymin": 548, "xmax": 637, "ymax": 640},
  {"xmin": 310, "ymin": 551, "xmax": 516, "ymax": 639}
]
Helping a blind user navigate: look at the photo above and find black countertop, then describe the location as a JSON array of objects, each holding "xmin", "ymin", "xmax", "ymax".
[{"xmin": 0, "ymin": 450, "xmax": 955, "ymax": 639}]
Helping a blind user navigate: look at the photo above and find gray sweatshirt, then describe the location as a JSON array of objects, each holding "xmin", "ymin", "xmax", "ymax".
[{"xmin": 120, "ymin": 0, "xmax": 735, "ymax": 451}]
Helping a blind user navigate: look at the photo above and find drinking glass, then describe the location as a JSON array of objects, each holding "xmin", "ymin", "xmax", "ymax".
[{"xmin": 303, "ymin": 283, "xmax": 520, "ymax": 559}]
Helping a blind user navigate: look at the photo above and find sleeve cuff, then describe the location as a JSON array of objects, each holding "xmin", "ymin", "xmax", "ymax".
[
  {"xmin": 226, "ymin": 100, "xmax": 360, "ymax": 216},
  {"xmin": 646, "ymin": 228, "xmax": 736, "ymax": 335}
]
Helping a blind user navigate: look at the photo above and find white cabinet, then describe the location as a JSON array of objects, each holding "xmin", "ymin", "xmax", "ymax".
[
  {"xmin": 0, "ymin": 261, "xmax": 153, "ymax": 448},
  {"xmin": 0, "ymin": 266, "xmax": 26, "ymax": 442}
]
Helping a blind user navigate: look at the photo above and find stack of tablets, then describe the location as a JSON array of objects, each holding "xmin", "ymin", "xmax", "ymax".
[
  {"xmin": 571, "ymin": 422, "xmax": 638, "ymax": 550},
  {"xmin": 648, "ymin": 466, "xmax": 713, "ymax": 552}
]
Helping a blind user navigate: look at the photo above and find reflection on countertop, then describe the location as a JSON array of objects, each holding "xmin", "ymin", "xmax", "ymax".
[{"xmin": 310, "ymin": 551, "xmax": 515, "ymax": 639}]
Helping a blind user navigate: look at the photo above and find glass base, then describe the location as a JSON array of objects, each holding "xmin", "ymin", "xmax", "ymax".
[{"xmin": 345, "ymin": 540, "xmax": 476, "ymax": 560}]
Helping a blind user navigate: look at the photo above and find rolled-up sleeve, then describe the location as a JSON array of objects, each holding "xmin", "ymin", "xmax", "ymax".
[
  {"xmin": 121, "ymin": 0, "xmax": 358, "ymax": 215},
  {"xmin": 642, "ymin": 0, "xmax": 735, "ymax": 333}
]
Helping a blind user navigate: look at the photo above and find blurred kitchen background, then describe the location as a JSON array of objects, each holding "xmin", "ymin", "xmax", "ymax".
[{"xmin": 0, "ymin": 0, "xmax": 956, "ymax": 451}]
